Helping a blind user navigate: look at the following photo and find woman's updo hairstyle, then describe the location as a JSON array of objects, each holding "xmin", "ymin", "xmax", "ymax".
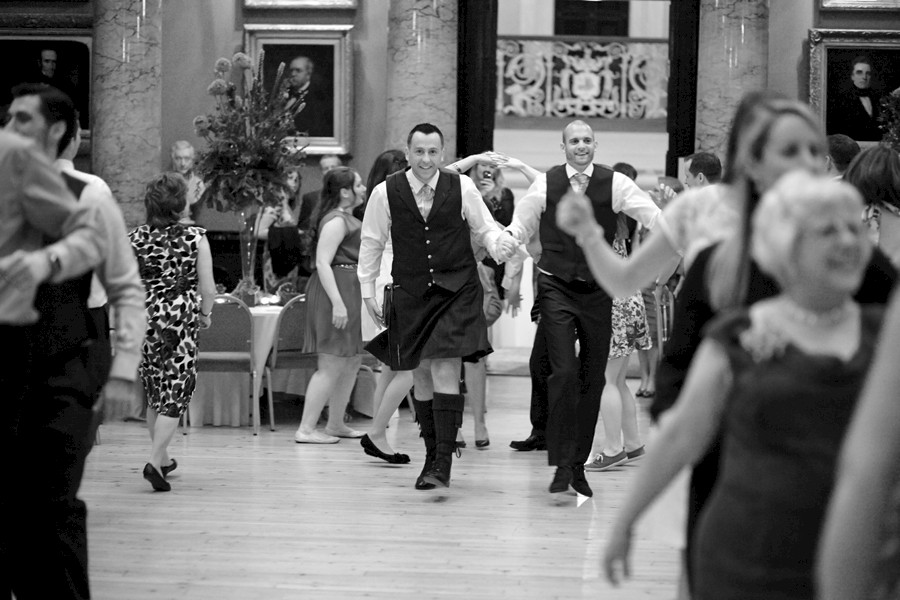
[{"xmin": 144, "ymin": 172, "xmax": 188, "ymax": 229}]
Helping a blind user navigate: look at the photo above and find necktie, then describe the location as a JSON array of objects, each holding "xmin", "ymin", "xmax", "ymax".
[
  {"xmin": 571, "ymin": 173, "xmax": 589, "ymax": 194},
  {"xmin": 418, "ymin": 184, "xmax": 434, "ymax": 219}
]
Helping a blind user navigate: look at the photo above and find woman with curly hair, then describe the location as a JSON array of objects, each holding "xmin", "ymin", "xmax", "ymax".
[{"xmin": 130, "ymin": 173, "xmax": 217, "ymax": 492}]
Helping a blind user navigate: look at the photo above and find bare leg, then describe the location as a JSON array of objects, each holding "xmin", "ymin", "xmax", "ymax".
[
  {"xmin": 617, "ymin": 354, "xmax": 642, "ymax": 451},
  {"xmin": 599, "ymin": 356, "xmax": 627, "ymax": 456},
  {"xmin": 148, "ymin": 413, "xmax": 179, "ymax": 472},
  {"xmin": 368, "ymin": 368, "xmax": 414, "ymax": 454},
  {"xmin": 636, "ymin": 348, "xmax": 651, "ymax": 393},
  {"xmin": 297, "ymin": 353, "xmax": 354, "ymax": 435},
  {"xmin": 644, "ymin": 346, "xmax": 658, "ymax": 394},
  {"xmin": 464, "ymin": 358, "xmax": 488, "ymax": 442},
  {"xmin": 324, "ymin": 355, "xmax": 363, "ymax": 434}
]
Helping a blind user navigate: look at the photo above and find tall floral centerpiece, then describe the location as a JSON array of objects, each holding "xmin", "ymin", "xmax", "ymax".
[
  {"xmin": 880, "ymin": 93, "xmax": 900, "ymax": 152},
  {"xmin": 194, "ymin": 51, "xmax": 307, "ymax": 302}
]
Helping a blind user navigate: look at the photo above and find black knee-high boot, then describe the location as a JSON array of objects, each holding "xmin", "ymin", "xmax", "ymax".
[
  {"xmin": 412, "ymin": 398, "xmax": 437, "ymax": 490},
  {"xmin": 424, "ymin": 392, "xmax": 464, "ymax": 488}
]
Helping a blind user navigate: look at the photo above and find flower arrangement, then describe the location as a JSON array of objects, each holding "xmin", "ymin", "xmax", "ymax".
[
  {"xmin": 880, "ymin": 93, "xmax": 900, "ymax": 152},
  {"xmin": 193, "ymin": 51, "xmax": 308, "ymax": 213}
]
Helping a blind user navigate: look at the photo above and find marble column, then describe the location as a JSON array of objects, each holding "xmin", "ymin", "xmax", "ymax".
[
  {"xmin": 93, "ymin": 0, "xmax": 162, "ymax": 227},
  {"xmin": 386, "ymin": 0, "xmax": 458, "ymax": 160},
  {"xmin": 695, "ymin": 0, "xmax": 768, "ymax": 158}
]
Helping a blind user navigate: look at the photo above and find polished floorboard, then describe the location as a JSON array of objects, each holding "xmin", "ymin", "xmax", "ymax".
[{"xmin": 82, "ymin": 374, "xmax": 680, "ymax": 600}]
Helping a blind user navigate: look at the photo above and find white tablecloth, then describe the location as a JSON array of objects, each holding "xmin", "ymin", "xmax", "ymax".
[{"xmin": 189, "ymin": 306, "xmax": 312, "ymax": 427}]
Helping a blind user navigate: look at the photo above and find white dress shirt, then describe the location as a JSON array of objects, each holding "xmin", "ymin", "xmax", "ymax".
[
  {"xmin": 503, "ymin": 163, "xmax": 660, "ymax": 280},
  {"xmin": 57, "ymin": 158, "xmax": 147, "ymax": 381},
  {"xmin": 358, "ymin": 169, "xmax": 505, "ymax": 299}
]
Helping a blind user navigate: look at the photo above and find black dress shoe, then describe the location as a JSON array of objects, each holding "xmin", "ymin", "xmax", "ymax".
[
  {"xmin": 571, "ymin": 465, "xmax": 593, "ymax": 497},
  {"xmin": 143, "ymin": 463, "xmax": 171, "ymax": 492},
  {"xmin": 510, "ymin": 434, "xmax": 547, "ymax": 451},
  {"xmin": 161, "ymin": 458, "xmax": 177, "ymax": 476},
  {"xmin": 475, "ymin": 439, "xmax": 490, "ymax": 448},
  {"xmin": 549, "ymin": 466, "xmax": 572, "ymax": 493},
  {"xmin": 415, "ymin": 472, "xmax": 436, "ymax": 490},
  {"xmin": 360, "ymin": 434, "xmax": 411, "ymax": 464}
]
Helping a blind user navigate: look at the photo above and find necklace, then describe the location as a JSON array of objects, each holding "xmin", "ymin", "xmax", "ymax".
[{"xmin": 782, "ymin": 297, "xmax": 853, "ymax": 327}]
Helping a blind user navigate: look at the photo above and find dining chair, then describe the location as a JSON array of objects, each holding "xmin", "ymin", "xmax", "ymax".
[
  {"xmin": 262, "ymin": 294, "xmax": 318, "ymax": 430},
  {"xmin": 196, "ymin": 293, "xmax": 261, "ymax": 434}
]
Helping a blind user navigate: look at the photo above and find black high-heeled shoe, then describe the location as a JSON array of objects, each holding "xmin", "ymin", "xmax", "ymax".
[
  {"xmin": 360, "ymin": 434, "xmax": 411, "ymax": 464},
  {"xmin": 143, "ymin": 463, "xmax": 171, "ymax": 492}
]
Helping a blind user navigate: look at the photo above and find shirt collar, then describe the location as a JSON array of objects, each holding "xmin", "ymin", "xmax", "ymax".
[
  {"xmin": 406, "ymin": 169, "xmax": 440, "ymax": 193},
  {"xmin": 566, "ymin": 163, "xmax": 593, "ymax": 179}
]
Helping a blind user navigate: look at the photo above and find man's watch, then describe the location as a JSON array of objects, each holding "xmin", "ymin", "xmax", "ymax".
[{"xmin": 45, "ymin": 249, "xmax": 62, "ymax": 280}]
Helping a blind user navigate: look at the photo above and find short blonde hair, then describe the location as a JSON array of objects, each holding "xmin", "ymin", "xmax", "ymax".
[{"xmin": 751, "ymin": 170, "xmax": 866, "ymax": 287}]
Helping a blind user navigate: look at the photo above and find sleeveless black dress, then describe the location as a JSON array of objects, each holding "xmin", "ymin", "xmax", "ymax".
[{"xmin": 693, "ymin": 307, "xmax": 882, "ymax": 600}]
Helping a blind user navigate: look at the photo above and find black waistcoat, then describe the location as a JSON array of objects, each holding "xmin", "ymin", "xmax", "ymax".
[
  {"xmin": 537, "ymin": 164, "xmax": 617, "ymax": 284},
  {"xmin": 387, "ymin": 170, "xmax": 476, "ymax": 298},
  {"xmin": 33, "ymin": 172, "xmax": 95, "ymax": 357}
]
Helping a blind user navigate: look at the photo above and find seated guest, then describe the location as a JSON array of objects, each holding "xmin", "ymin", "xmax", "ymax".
[{"xmin": 825, "ymin": 134, "xmax": 861, "ymax": 179}]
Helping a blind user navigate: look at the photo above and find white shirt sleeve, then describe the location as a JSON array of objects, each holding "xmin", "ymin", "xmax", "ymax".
[
  {"xmin": 506, "ymin": 172, "xmax": 546, "ymax": 245},
  {"xmin": 358, "ymin": 181, "xmax": 391, "ymax": 299},
  {"xmin": 611, "ymin": 172, "xmax": 661, "ymax": 229}
]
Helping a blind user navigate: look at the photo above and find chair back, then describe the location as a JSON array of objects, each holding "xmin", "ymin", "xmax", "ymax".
[
  {"xmin": 198, "ymin": 294, "xmax": 253, "ymax": 353},
  {"xmin": 270, "ymin": 294, "xmax": 308, "ymax": 367}
]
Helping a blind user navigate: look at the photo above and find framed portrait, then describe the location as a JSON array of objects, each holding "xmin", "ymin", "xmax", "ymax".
[
  {"xmin": 244, "ymin": 0, "xmax": 357, "ymax": 7},
  {"xmin": 820, "ymin": 0, "xmax": 900, "ymax": 9},
  {"xmin": 809, "ymin": 28, "xmax": 900, "ymax": 143},
  {"xmin": 0, "ymin": 31, "xmax": 92, "ymax": 132},
  {"xmin": 243, "ymin": 24, "xmax": 352, "ymax": 155}
]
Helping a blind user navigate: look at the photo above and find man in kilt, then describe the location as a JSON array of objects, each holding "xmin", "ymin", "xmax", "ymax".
[{"xmin": 359, "ymin": 123, "xmax": 517, "ymax": 489}]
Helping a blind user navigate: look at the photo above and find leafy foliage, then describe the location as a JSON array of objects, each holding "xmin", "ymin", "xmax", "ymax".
[
  {"xmin": 880, "ymin": 93, "xmax": 900, "ymax": 152},
  {"xmin": 194, "ymin": 51, "xmax": 307, "ymax": 213}
]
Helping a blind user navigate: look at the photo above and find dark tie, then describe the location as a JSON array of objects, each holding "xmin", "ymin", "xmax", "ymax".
[{"xmin": 571, "ymin": 173, "xmax": 589, "ymax": 194}]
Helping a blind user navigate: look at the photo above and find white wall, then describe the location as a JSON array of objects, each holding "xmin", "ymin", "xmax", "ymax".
[{"xmin": 498, "ymin": 0, "xmax": 555, "ymax": 36}]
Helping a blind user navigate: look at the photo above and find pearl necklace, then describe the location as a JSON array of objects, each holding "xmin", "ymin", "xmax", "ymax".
[{"xmin": 782, "ymin": 297, "xmax": 852, "ymax": 327}]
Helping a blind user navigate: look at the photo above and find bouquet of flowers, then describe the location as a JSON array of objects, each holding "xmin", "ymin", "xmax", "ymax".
[
  {"xmin": 880, "ymin": 92, "xmax": 900, "ymax": 152},
  {"xmin": 193, "ymin": 51, "xmax": 307, "ymax": 212}
]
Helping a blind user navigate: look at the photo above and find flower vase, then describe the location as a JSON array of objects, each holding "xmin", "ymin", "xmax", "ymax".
[{"xmin": 234, "ymin": 206, "xmax": 261, "ymax": 306}]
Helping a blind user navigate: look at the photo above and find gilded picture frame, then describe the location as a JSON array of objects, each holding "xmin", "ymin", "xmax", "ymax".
[
  {"xmin": 243, "ymin": 24, "xmax": 353, "ymax": 155},
  {"xmin": 244, "ymin": 0, "xmax": 357, "ymax": 9},
  {"xmin": 808, "ymin": 28, "xmax": 900, "ymax": 142},
  {"xmin": 820, "ymin": 0, "xmax": 900, "ymax": 10}
]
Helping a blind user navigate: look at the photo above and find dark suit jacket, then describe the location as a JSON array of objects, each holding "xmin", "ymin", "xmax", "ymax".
[
  {"xmin": 292, "ymin": 83, "xmax": 333, "ymax": 138},
  {"xmin": 829, "ymin": 88, "xmax": 884, "ymax": 142}
]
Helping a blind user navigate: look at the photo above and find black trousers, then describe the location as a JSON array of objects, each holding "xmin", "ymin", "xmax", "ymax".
[
  {"xmin": 527, "ymin": 316, "xmax": 550, "ymax": 437},
  {"xmin": 3, "ymin": 332, "xmax": 100, "ymax": 600},
  {"xmin": 538, "ymin": 273, "xmax": 613, "ymax": 467}
]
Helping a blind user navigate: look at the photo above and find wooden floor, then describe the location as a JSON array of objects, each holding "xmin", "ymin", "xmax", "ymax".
[{"xmin": 82, "ymin": 374, "xmax": 680, "ymax": 600}]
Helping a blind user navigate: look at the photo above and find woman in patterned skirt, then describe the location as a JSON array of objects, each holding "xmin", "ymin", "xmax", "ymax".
[
  {"xmin": 130, "ymin": 173, "xmax": 216, "ymax": 491},
  {"xmin": 294, "ymin": 167, "xmax": 367, "ymax": 444},
  {"xmin": 584, "ymin": 210, "xmax": 651, "ymax": 472}
]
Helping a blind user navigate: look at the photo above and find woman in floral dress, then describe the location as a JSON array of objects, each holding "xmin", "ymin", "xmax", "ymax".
[
  {"xmin": 584, "ymin": 212, "xmax": 651, "ymax": 471},
  {"xmin": 130, "ymin": 173, "xmax": 216, "ymax": 491}
]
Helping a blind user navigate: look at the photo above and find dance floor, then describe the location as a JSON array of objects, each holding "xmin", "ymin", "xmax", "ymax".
[{"xmin": 82, "ymin": 373, "xmax": 680, "ymax": 599}]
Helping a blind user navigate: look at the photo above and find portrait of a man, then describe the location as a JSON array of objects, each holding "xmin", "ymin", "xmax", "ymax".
[
  {"xmin": 263, "ymin": 44, "xmax": 335, "ymax": 138},
  {"xmin": 825, "ymin": 48, "xmax": 900, "ymax": 142},
  {"xmin": 0, "ymin": 39, "xmax": 91, "ymax": 131}
]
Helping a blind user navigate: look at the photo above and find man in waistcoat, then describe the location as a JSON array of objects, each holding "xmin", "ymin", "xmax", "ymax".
[
  {"xmin": 359, "ymin": 123, "xmax": 516, "ymax": 489},
  {"xmin": 3, "ymin": 83, "xmax": 140, "ymax": 600},
  {"xmin": 503, "ymin": 120, "xmax": 660, "ymax": 497}
]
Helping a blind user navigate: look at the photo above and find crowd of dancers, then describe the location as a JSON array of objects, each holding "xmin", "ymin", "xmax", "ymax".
[{"xmin": 3, "ymin": 79, "xmax": 900, "ymax": 599}]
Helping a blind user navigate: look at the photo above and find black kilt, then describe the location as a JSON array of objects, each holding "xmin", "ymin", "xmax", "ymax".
[{"xmin": 365, "ymin": 278, "xmax": 492, "ymax": 371}]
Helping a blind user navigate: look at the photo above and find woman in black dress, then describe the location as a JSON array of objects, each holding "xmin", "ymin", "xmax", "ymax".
[{"xmin": 603, "ymin": 172, "xmax": 882, "ymax": 599}]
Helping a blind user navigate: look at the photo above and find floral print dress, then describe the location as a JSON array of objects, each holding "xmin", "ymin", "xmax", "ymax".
[
  {"xmin": 609, "ymin": 236, "xmax": 652, "ymax": 359},
  {"xmin": 129, "ymin": 224, "xmax": 204, "ymax": 418}
]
